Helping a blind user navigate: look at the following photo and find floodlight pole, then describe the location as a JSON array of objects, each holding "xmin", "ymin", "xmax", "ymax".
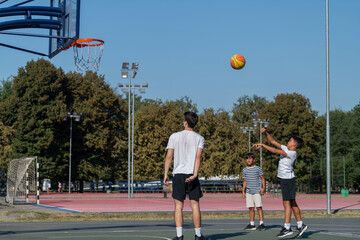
[
  {"xmin": 131, "ymin": 84, "xmax": 148, "ymax": 198},
  {"xmin": 65, "ymin": 112, "xmax": 82, "ymax": 194},
  {"xmin": 119, "ymin": 81, "xmax": 148, "ymax": 198},
  {"xmin": 325, "ymin": 0, "xmax": 331, "ymax": 215},
  {"xmin": 131, "ymin": 83, "xmax": 134, "ymax": 198},
  {"xmin": 120, "ymin": 62, "xmax": 139, "ymax": 199},
  {"xmin": 240, "ymin": 127, "xmax": 254, "ymax": 152},
  {"xmin": 69, "ymin": 115, "xmax": 72, "ymax": 194},
  {"xmin": 252, "ymin": 119, "xmax": 270, "ymax": 168}
]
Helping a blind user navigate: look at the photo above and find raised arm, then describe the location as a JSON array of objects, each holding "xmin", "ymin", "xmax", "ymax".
[{"xmin": 262, "ymin": 128, "xmax": 282, "ymax": 149}]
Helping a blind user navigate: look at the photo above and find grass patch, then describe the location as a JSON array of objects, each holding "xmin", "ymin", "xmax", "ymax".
[{"xmin": 0, "ymin": 210, "xmax": 359, "ymax": 222}]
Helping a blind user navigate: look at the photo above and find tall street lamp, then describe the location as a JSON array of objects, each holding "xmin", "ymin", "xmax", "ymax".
[
  {"xmin": 252, "ymin": 118, "xmax": 270, "ymax": 168},
  {"xmin": 63, "ymin": 112, "xmax": 82, "ymax": 194},
  {"xmin": 240, "ymin": 126, "xmax": 254, "ymax": 152},
  {"xmin": 120, "ymin": 62, "xmax": 140, "ymax": 198},
  {"xmin": 118, "ymin": 83, "xmax": 148, "ymax": 198}
]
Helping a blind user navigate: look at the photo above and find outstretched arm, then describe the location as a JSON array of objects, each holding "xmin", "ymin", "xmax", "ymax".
[
  {"xmin": 253, "ymin": 143, "xmax": 287, "ymax": 156},
  {"xmin": 262, "ymin": 128, "xmax": 282, "ymax": 149},
  {"xmin": 163, "ymin": 149, "xmax": 174, "ymax": 186}
]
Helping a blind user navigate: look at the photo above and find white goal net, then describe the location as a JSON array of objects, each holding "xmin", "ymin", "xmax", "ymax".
[{"xmin": 6, "ymin": 157, "xmax": 39, "ymax": 204}]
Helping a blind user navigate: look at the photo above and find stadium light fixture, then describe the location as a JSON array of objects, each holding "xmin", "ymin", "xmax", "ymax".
[
  {"xmin": 121, "ymin": 71, "xmax": 128, "ymax": 79},
  {"xmin": 131, "ymin": 62, "xmax": 139, "ymax": 70},
  {"xmin": 122, "ymin": 62, "xmax": 129, "ymax": 69}
]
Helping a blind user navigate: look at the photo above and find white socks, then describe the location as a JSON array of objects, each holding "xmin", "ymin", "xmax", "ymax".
[
  {"xmin": 177, "ymin": 227, "xmax": 201, "ymax": 237},
  {"xmin": 250, "ymin": 221, "xmax": 255, "ymax": 225},
  {"xmin": 260, "ymin": 221, "xmax": 264, "ymax": 225},
  {"xmin": 195, "ymin": 228, "xmax": 202, "ymax": 237},
  {"xmin": 297, "ymin": 221, "xmax": 303, "ymax": 228},
  {"xmin": 284, "ymin": 223, "xmax": 291, "ymax": 230},
  {"xmin": 176, "ymin": 227, "xmax": 183, "ymax": 237}
]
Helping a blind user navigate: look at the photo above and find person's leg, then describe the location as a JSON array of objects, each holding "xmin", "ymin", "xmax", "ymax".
[
  {"xmin": 188, "ymin": 176, "xmax": 203, "ymax": 238},
  {"xmin": 283, "ymin": 200, "xmax": 292, "ymax": 225},
  {"xmin": 174, "ymin": 199, "xmax": 184, "ymax": 227},
  {"xmin": 190, "ymin": 199, "xmax": 201, "ymax": 228},
  {"xmin": 249, "ymin": 207, "xmax": 255, "ymax": 222},
  {"xmin": 172, "ymin": 174, "xmax": 186, "ymax": 239},
  {"xmin": 257, "ymin": 207, "xmax": 264, "ymax": 222},
  {"xmin": 290, "ymin": 199, "xmax": 302, "ymax": 222}
]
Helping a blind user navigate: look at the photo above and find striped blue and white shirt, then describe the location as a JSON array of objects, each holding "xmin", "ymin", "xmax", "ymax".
[{"xmin": 242, "ymin": 165, "xmax": 263, "ymax": 194}]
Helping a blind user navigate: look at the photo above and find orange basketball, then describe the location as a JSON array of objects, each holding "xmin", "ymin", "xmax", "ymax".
[{"xmin": 230, "ymin": 54, "xmax": 246, "ymax": 70}]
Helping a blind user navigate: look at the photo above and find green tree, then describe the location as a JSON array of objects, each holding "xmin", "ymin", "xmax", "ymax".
[
  {"xmin": 347, "ymin": 102, "xmax": 360, "ymax": 191},
  {"xmin": 197, "ymin": 109, "xmax": 247, "ymax": 179},
  {"xmin": 133, "ymin": 97, "xmax": 198, "ymax": 179},
  {"xmin": 0, "ymin": 77, "xmax": 13, "ymax": 102},
  {"xmin": 0, "ymin": 121, "xmax": 14, "ymax": 170},
  {"xmin": 65, "ymin": 71, "xmax": 128, "ymax": 181},
  {"xmin": 133, "ymin": 100, "xmax": 183, "ymax": 179},
  {"xmin": 232, "ymin": 95, "xmax": 268, "ymax": 124},
  {"xmin": 0, "ymin": 59, "xmax": 68, "ymax": 179}
]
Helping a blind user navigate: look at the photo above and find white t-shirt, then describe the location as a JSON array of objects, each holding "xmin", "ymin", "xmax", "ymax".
[
  {"xmin": 277, "ymin": 145, "xmax": 297, "ymax": 179},
  {"xmin": 167, "ymin": 130, "xmax": 205, "ymax": 175}
]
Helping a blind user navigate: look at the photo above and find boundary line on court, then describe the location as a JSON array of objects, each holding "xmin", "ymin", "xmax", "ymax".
[
  {"xmin": 32, "ymin": 205, "xmax": 360, "ymax": 214},
  {"xmin": 35, "ymin": 204, "xmax": 81, "ymax": 213}
]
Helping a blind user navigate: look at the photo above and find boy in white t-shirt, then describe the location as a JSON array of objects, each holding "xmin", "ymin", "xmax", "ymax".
[
  {"xmin": 164, "ymin": 112, "xmax": 206, "ymax": 240},
  {"xmin": 253, "ymin": 128, "xmax": 307, "ymax": 239}
]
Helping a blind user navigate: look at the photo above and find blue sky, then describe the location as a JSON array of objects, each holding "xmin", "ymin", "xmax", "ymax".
[{"xmin": 1, "ymin": 0, "xmax": 359, "ymax": 115}]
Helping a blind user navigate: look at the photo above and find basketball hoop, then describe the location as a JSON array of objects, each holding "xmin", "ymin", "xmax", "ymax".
[{"xmin": 71, "ymin": 38, "xmax": 104, "ymax": 72}]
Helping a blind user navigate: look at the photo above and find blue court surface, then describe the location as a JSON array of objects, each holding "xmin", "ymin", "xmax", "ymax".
[{"xmin": 1, "ymin": 218, "xmax": 359, "ymax": 240}]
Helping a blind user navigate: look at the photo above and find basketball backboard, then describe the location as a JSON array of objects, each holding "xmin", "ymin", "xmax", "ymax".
[
  {"xmin": 49, "ymin": 0, "xmax": 80, "ymax": 58},
  {"xmin": 0, "ymin": 0, "xmax": 80, "ymax": 58}
]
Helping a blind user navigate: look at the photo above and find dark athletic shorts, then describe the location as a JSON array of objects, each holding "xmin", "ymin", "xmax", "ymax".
[
  {"xmin": 172, "ymin": 174, "xmax": 203, "ymax": 200},
  {"xmin": 280, "ymin": 178, "xmax": 296, "ymax": 201}
]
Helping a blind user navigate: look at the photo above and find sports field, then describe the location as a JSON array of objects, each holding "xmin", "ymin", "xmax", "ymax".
[
  {"xmin": 0, "ymin": 218, "xmax": 359, "ymax": 240},
  {"xmin": 36, "ymin": 193, "xmax": 360, "ymax": 213}
]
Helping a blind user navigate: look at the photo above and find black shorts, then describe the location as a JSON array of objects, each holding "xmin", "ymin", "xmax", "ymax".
[
  {"xmin": 280, "ymin": 178, "xmax": 296, "ymax": 201},
  {"xmin": 172, "ymin": 174, "xmax": 203, "ymax": 200}
]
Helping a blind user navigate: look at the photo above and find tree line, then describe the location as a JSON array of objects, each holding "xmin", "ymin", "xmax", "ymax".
[{"xmin": 0, "ymin": 59, "xmax": 359, "ymax": 192}]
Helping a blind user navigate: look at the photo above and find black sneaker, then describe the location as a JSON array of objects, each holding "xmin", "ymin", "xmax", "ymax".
[
  {"xmin": 195, "ymin": 235, "xmax": 206, "ymax": 240},
  {"xmin": 276, "ymin": 227, "xmax": 293, "ymax": 238},
  {"xmin": 244, "ymin": 224, "xmax": 257, "ymax": 231},
  {"xmin": 258, "ymin": 224, "xmax": 266, "ymax": 231},
  {"xmin": 173, "ymin": 236, "xmax": 183, "ymax": 240},
  {"xmin": 296, "ymin": 224, "xmax": 308, "ymax": 239}
]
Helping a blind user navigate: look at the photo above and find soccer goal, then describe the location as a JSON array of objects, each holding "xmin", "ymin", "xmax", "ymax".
[{"xmin": 6, "ymin": 157, "xmax": 39, "ymax": 204}]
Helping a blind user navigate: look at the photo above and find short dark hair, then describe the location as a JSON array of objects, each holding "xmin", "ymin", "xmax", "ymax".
[
  {"xmin": 184, "ymin": 112, "xmax": 198, "ymax": 128},
  {"xmin": 291, "ymin": 135, "xmax": 304, "ymax": 149},
  {"xmin": 246, "ymin": 152, "xmax": 255, "ymax": 159}
]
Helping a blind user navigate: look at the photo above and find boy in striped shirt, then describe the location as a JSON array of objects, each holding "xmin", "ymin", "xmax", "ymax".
[{"xmin": 242, "ymin": 152, "xmax": 266, "ymax": 231}]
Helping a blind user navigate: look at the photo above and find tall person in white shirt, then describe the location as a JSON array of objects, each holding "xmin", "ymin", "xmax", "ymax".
[
  {"xmin": 253, "ymin": 128, "xmax": 307, "ymax": 239},
  {"xmin": 164, "ymin": 112, "xmax": 206, "ymax": 240}
]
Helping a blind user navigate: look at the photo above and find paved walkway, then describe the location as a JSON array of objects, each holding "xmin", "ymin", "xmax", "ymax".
[{"xmin": 36, "ymin": 193, "xmax": 360, "ymax": 213}]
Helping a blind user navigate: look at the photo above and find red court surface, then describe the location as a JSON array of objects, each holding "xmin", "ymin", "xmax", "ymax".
[{"xmin": 38, "ymin": 193, "xmax": 360, "ymax": 213}]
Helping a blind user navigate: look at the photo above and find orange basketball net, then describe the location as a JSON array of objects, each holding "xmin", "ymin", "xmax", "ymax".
[{"xmin": 71, "ymin": 38, "xmax": 104, "ymax": 72}]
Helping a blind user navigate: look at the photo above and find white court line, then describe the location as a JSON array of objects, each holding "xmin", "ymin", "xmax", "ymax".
[
  {"xmin": 47, "ymin": 235, "xmax": 171, "ymax": 239},
  {"xmin": 319, "ymin": 232, "xmax": 360, "ymax": 238}
]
